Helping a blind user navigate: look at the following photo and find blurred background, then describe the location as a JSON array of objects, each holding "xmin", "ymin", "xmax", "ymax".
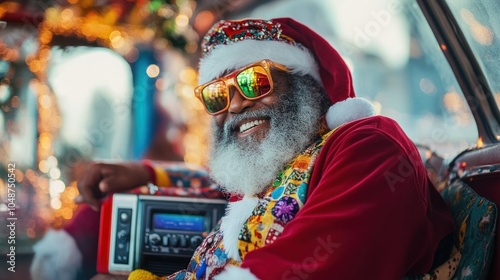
[{"xmin": 0, "ymin": 0, "xmax": 490, "ymax": 278}]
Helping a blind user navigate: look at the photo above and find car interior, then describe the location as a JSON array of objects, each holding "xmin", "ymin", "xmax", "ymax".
[{"xmin": 418, "ymin": 0, "xmax": 500, "ymax": 279}]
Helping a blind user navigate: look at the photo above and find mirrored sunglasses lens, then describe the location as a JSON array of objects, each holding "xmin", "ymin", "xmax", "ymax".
[
  {"xmin": 201, "ymin": 81, "xmax": 228, "ymax": 113},
  {"xmin": 236, "ymin": 66, "xmax": 271, "ymax": 98}
]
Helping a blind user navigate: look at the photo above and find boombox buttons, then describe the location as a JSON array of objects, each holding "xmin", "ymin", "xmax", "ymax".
[
  {"xmin": 144, "ymin": 232, "xmax": 204, "ymax": 254},
  {"xmin": 190, "ymin": 235, "xmax": 203, "ymax": 248},
  {"xmin": 114, "ymin": 208, "xmax": 133, "ymax": 264},
  {"xmin": 99, "ymin": 194, "xmax": 227, "ymax": 276}
]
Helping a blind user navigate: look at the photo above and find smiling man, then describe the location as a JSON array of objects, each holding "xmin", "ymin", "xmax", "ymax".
[
  {"xmin": 32, "ymin": 17, "xmax": 456, "ymax": 280},
  {"xmin": 206, "ymin": 59, "xmax": 330, "ymax": 197},
  {"xmin": 154, "ymin": 17, "xmax": 456, "ymax": 279}
]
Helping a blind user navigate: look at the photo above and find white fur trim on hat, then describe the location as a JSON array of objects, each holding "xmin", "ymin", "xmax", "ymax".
[
  {"xmin": 30, "ymin": 229, "xmax": 82, "ymax": 280},
  {"xmin": 220, "ymin": 196, "xmax": 259, "ymax": 261},
  {"xmin": 198, "ymin": 40, "xmax": 320, "ymax": 85},
  {"xmin": 326, "ymin": 97, "xmax": 376, "ymax": 129},
  {"xmin": 214, "ymin": 265, "xmax": 259, "ymax": 280}
]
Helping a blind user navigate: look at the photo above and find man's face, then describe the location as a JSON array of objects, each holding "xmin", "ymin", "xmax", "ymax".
[
  {"xmin": 207, "ymin": 61, "xmax": 329, "ymax": 196},
  {"xmin": 212, "ymin": 67, "xmax": 290, "ymax": 146}
]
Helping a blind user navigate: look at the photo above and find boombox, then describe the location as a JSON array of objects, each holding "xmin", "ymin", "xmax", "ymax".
[{"xmin": 97, "ymin": 193, "xmax": 227, "ymax": 276}]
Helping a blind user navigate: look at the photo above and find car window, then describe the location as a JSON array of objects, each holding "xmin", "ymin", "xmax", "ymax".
[
  {"xmin": 246, "ymin": 0, "xmax": 478, "ymax": 159},
  {"xmin": 445, "ymin": 0, "xmax": 500, "ymax": 138}
]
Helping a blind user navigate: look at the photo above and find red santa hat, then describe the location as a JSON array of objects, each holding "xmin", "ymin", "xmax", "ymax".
[{"xmin": 198, "ymin": 17, "xmax": 375, "ymax": 129}]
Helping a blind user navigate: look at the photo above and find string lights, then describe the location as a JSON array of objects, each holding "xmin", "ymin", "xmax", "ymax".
[{"xmin": 1, "ymin": 0, "xmax": 209, "ymax": 236}]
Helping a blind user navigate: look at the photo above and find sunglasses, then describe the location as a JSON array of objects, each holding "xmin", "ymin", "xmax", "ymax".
[{"xmin": 194, "ymin": 59, "xmax": 288, "ymax": 115}]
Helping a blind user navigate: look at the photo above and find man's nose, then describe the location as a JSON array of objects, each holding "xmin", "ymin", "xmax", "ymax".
[{"xmin": 228, "ymin": 87, "xmax": 254, "ymax": 114}]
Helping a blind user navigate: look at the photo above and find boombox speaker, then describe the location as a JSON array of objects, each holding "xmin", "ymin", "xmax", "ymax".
[{"xmin": 97, "ymin": 193, "xmax": 227, "ymax": 276}]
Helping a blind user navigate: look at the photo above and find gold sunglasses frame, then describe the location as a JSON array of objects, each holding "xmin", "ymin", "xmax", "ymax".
[{"xmin": 194, "ymin": 59, "xmax": 289, "ymax": 115}]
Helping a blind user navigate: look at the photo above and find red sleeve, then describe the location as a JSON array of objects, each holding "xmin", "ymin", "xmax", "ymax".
[{"xmin": 241, "ymin": 116, "xmax": 455, "ymax": 279}]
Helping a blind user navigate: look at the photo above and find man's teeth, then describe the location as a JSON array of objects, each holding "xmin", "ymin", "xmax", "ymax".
[{"xmin": 239, "ymin": 120, "xmax": 265, "ymax": 133}]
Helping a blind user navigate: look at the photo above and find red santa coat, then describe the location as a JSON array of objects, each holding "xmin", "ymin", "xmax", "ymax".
[
  {"xmin": 239, "ymin": 116, "xmax": 455, "ymax": 279},
  {"xmin": 60, "ymin": 116, "xmax": 454, "ymax": 280}
]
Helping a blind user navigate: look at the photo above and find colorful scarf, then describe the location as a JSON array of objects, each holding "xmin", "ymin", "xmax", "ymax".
[{"xmin": 166, "ymin": 130, "xmax": 334, "ymax": 280}]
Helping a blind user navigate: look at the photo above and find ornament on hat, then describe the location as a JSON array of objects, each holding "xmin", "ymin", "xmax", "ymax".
[{"xmin": 198, "ymin": 18, "xmax": 375, "ymax": 130}]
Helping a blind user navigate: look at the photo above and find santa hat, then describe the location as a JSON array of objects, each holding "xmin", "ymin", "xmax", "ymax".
[{"xmin": 198, "ymin": 17, "xmax": 375, "ymax": 129}]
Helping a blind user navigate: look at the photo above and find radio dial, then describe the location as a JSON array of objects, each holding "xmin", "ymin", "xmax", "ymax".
[
  {"xmin": 190, "ymin": 236, "xmax": 203, "ymax": 249},
  {"xmin": 149, "ymin": 233, "xmax": 161, "ymax": 245},
  {"xmin": 117, "ymin": 230, "xmax": 129, "ymax": 241},
  {"xmin": 119, "ymin": 212, "xmax": 130, "ymax": 223},
  {"xmin": 179, "ymin": 235, "xmax": 187, "ymax": 248},
  {"xmin": 170, "ymin": 235, "xmax": 179, "ymax": 247}
]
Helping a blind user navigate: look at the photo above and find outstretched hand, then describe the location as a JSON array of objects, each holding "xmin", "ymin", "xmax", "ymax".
[{"xmin": 75, "ymin": 162, "xmax": 151, "ymax": 211}]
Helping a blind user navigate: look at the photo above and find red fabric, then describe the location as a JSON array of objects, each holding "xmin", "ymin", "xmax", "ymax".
[
  {"xmin": 229, "ymin": 194, "xmax": 243, "ymax": 202},
  {"xmin": 241, "ymin": 116, "xmax": 455, "ymax": 279},
  {"xmin": 274, "ymin": 17, "xmax": 356, "ymax": 104},
  {"xmin": 96, "ymin": 197, "xmax": 113, "ymax": 274},
  {"xmin": 64, "ymin": 204, "xmax": 101, "ymax": 279},
  {"xmin": 141, "ymin": 159, "xmax": 156, "ymax": 184}
]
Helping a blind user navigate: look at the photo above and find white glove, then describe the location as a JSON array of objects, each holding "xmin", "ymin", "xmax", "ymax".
[{"xmin": 30, "ymin": 229, "xmax": 83, "ymax": 280}]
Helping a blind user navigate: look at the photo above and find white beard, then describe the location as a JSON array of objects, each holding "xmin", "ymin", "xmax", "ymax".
[{"xmin": 208, "ymin": 75, "xmax": 328, "ymax": 196}]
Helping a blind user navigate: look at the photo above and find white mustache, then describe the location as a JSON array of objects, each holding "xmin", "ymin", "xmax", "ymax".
[{"xmin": 220, "ymin": 109, "xmax": 273, "ymax": 138}]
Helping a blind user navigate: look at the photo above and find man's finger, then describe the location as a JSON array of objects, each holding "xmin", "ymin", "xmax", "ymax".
[
  {"xmin": 74, "ymin": 192, "xmax": 100, "ymax": 211},
  {"xmin": 74, "ymin": 195, "xmax": 84, "ymax": 204},
  {"xmin": 99, "ymin": 175, "xmax": 127, "ymax": 193},
  {"xmin": 99, "ymin": 180, "xmax": 110, "ymax": 192},
  {"xmin": 73, "ymin": 195, "xmax": 100, "ymax": 211},
  {"xmin": 76, "ymin": 164, "xmax": 105, "ymax": 210}
]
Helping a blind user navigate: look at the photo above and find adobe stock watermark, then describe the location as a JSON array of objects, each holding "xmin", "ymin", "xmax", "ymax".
[
  {"xmin": 61, "ymin": 62, "xmax": 159, "ymax": 168},
  {"xmin": 353, "ymin": 1, "xmax": 404, "ymax": 48},
  {"xmin": 63, "ymin": 99, "xmax": 132, "ymax": 167},
  {"xmin": 281, "ymin": 235, "xmax": 341, "ymax": 280},
  {"xmin": 384, "ymin": 154, "xmax": 422, "ymax": 192},
  {"xmin": 5, "ymin": 162, "xmax": 17, "ymax": 273}
]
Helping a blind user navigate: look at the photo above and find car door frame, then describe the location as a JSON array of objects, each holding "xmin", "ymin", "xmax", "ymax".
[{"xmin": 417, "ymin": 0, "xmax": 500, "ymax": 146}]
